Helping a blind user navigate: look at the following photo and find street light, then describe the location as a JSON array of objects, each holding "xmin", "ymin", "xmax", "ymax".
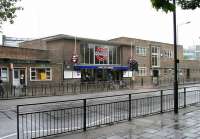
[
  {"xmin": 172, "ymin": 0, "xmax": 178, "ymax": 114},
  {"xmin": 176, "ymin": 21, "xmax": 191, "ymax": 84},
  {"xmin": 177, "ymin": 21, "xmax": 191, "ymax": 45},
  {"xmin": 172, "ymin": 0, "xmax": 191, "ymax": 114}
]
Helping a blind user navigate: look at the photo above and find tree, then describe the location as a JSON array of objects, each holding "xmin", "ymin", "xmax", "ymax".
[
  {"xmin": 0, "ymin": 0, "xmax": 22, "ymax": 27},
  {"xmin": 150, "ymin": 0, "xmax": 200, "ymax": 114},
  {"xmin": 150, "ymin": 0, "xmax": 200, "ymax": 12}
]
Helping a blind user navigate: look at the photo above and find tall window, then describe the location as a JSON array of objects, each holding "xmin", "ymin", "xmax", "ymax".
[
  {"xmin": 112, "ymin": 47, "xmax": 117, "ymax": 64},
  {"xmin": 80, "ymin": 43, "xmax": 121, "ymax": 65},
  {"xmin": 30, "ymin": 68, "xmax": 52, "ymax": 81},
  {"xmin": 89, "ymin": 45, "xmax": 94, "ymax": 64},
  {"xmin": 152, "ymin": 55, "xmax": 158, "ymax": 66},
  {"xmin": 151, "ymin": 46, "xmax": 160, "ymax": 67},
  {"xmin": 169, "ymin": 50, "xmax": 173, "ymax": 58},
  {"xmin": 0, "ymin": 68, "xmax": 8, "ymax": 81},
  {"xmin": 164, "ymin": 50, "xmax": 173, "ymax": 58},
  {"xmin": 95, "ymin": 46, "xmax": 108, "ymax": 64},
  {"xmin": 109, "ymin": 47, "xmax": 113, "ymax": 64},
  {"xmin": 80, "ymin": 43, "xmax": 86, "ymax": 64},
  {"xmin": 136, "ymin": 46, "xmax": 147, "ymax": 56}
]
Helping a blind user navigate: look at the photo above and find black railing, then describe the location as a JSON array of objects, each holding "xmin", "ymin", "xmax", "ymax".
[
  {"xmin": 17, "ymin": 86, "xmax": 200, "ymax": 139},
  {"xmin": 1, "ymin": 79, "xmax": 200, "ymax": 99}
]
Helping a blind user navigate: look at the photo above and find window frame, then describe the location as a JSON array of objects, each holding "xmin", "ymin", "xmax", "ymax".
[
  {"xmin": 30, "ymin": 67, "xmax": 52, "ymax": 81},
  {"xmin": 0, "ymin": 67, "xmax": 9, "ymax": 82},
  {"xmin": 80, "ymin": 43, "xmax": 121, "ymax": 65},
  {"xmin": 136, "ymin": 46, "xmax": 147, "ymax": 56},
  {"xmin": 151, "ymin": 46, "xmax": 160, "ymax": 67},
  {"xmin": 138, "ymin": 67, "xmax": 147, "ymax": 76}
]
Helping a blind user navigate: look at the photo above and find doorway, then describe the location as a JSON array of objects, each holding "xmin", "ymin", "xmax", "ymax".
[
  {"xmin": 13, "ymin": 68, "xmax": 26, "ymax": 87},
  {"xmin": 152, "ymin": 69, "xmax": 159, "ymax": 85},
  {"xmin": 186, "ymin": 69, "xmax": 190, "ymax": 79}
]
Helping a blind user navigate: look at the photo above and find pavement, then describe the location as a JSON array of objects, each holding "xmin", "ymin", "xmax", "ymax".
[{"xmin": 50, "ymin": 105, "xmax": 200, "ymax": 139}]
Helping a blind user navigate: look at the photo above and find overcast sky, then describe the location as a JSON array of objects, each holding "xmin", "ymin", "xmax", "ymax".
[{"xmin": 1, "ymin": 0, "xmax": 200, "ymax": 48}]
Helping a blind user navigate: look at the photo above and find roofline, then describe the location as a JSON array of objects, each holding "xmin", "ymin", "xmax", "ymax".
[
  {"xmin": 0, "ymin": 45, "xmax": 48, "ymax": 51},
  {"xmin": 109, "ymin": 37, "xmax": 183, "ymax": 47},
  {"xmin": 21, "ymin": 34, "xmax": 183, "ymax": 47},
  {"xmin": 41, "ymin": 34, "xmax": 121, "ymax": 46}
]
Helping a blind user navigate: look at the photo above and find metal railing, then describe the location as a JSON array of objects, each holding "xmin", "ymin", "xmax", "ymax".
[
  {"xmin": 17, "ymin": 86, "xmax": 200, "ymax": 139},
  {"xmin": 1, "ymin": 79, "xmax": 200, "ymax": 99}
]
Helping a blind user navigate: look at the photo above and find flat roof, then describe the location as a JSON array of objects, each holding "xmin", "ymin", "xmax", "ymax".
[
  {"xmin": 43, "ymin": 34, "xmax": 121, "ymax": 46},
  {"xmin": 21, "ymin": 34, "xmax": 183, "ymax": 48},
  {"xmin": 109, "ymin": 37, "xmax": 183, "ymax": 47}
]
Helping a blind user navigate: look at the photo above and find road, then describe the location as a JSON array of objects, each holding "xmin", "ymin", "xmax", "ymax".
[{"xmin": 0, "ymin": 84, "xmax": 200, "ymax": 139}]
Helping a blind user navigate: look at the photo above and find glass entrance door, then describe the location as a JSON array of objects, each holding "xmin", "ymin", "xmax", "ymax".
[
  {"xmin": 13, "ymin": 68, "xmax": 26, "ymax": 87},
  {"xmin": 96, "ymin": 69, "xmax": 122, "ymax": 81},
  {"xmin": 96, "ymin": 69, "xmax": 103, "ymax": 81}
]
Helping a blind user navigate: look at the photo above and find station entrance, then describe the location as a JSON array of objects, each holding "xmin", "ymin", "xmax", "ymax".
[{"xmin": 80, "ymin": 69, "xmax": 123, "ymax": 82}]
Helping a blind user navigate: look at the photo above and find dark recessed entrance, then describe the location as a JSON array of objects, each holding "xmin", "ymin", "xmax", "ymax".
[{"xmin": 80, "ymin": 69, "xmax": 122, "ymax": 82}]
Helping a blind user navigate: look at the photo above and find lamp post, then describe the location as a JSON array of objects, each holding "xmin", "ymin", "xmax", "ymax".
[{"xmin": 173, "ymin": 0, "xmax": 178, "ymax": 114}]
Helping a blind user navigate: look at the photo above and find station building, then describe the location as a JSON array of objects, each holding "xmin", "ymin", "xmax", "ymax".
[
  {"xmin": 0, "ymin": 46, "xmax": 62, "ymax": 87},
  {"xmin": 20, "ymin": 35, "xmax": 128, "ymax": 82},
  {"xmin": 1, "ymin": 34, "xmax": 200, "ymax": 87}
]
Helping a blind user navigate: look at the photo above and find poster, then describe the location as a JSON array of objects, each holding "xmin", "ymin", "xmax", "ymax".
[
  {"xmin": 123, "ymin": 71, "xmax": 133, "ymax": 78},
  {"xmin": 64, "ymin": 71, "xmax": 81, "ymax": 79}
]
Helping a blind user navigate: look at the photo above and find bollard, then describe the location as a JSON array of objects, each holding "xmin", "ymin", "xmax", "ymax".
[
  {"xmin": 184, "ymin": 87, "xmax": 186, "ymax": 108},
  {"xmin": 83, "ymin": 99, "xmax": 87, "ymax": 131},
  {"xmin": 128, "ymin": 94, "xmax": 132, "ymax": 121},
  {"xmin": 160, "ymin": 90, "xmax": 163, "ymax": 113},
  {"xmin": 74, "ymin": 83, "xmax": 76, "ymax": 93},
  {"xmin": 17, "ymin": 105, "xmax": 19, "ymax": 139},
  {"xmin": 141, "ymin": 78, "xmax": 143, "ymax": 86},
  {"xmin": 13, "ymin": 86, "xmax": 16, "ymax": 97}
]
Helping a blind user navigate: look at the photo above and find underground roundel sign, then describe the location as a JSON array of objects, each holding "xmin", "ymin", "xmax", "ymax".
[
  {"xmin": 95, "ymin": 47, "xmax": 108, "ymax": 61},
  {"xmin": 71, "ymin": 54, "xmax": 78, "ymax": 64}
]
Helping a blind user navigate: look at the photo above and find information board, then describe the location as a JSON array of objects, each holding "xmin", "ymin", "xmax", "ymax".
[{"xmin": 64, "ymin": 71, "xmax": 81, "ymax": 79}]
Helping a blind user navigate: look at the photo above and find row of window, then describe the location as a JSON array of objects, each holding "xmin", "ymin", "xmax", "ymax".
[
  {"xmin": 136, "ymin": 47, "xmax": 147, "ymax": 56},
  {"xmin": 31, "ymin": 68, "xmax": 51, "ymax": 81},
  {"xmin": 0, "ymin": 67, "xmax": 52, "ymax": 82},
  {"xmin": 162, "ymin": 50, "xmax": 173, "ymax": 58},
  {"xmin": 136, "ymin": 46, "xmax": 173, "ymax": 59},
  {"xmin": 113, "ymin": 67, "xmax": 200, "ymax": 77},
  {"xmin": 136, "ymin": 46, "xmax": 161, "ymax": 67},
  {"xmin": 80, "ymin": 43, "xmax": 121, "ymax": 65}
]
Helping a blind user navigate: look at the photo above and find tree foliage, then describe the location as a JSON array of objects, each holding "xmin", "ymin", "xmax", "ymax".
[
  {"xmin": 151, "ymin": 0, "xmax": 200, "ymax": 12},
  {"xmin": 0, "ymin": 0, "xmax": 22, "ymax": 25}
]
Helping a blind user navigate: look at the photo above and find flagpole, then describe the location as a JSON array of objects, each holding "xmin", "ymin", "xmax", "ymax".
[
  {"xmin": 71, "ymin": 36, "xmax": 78, "ymax": 64},
  {"xmin": 131, "ymin": 41, "xmax": 132, "ymax": 59},
  {"xmin": 131, "ymin": 41, "xmax": 133, "ymax": 81},
  {"xmin": 74, "ymin": 36, "xmax": 77, "ymax": 55}
]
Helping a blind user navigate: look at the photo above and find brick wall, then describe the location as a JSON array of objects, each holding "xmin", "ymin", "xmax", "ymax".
[
  {"xmin": 46, "ymin": 39, "xmax": 80, "ymax": 64},
  {"xmin": 26, "ymin": 63, "xmax": 63, "ymax": 85},
  {"xmin": 0, "ymin": 46, "xmax": 49, "ymax": 60},
  {"xmin": 19, "ymin": 39, "xmax": 47, "ymax": 50},
  {"xmin": 0, "ymin": 63, "xmax": 63, "ymax": 86}
]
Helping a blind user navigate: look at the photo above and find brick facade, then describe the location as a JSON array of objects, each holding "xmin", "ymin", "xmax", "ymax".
[
  {"xmin": 1, "ymin": 34, "xmax": 198, "ymax": 86},
  {"xmin": 0, "ymin": 45, "xmax": 62, "ymax": 86},
  {"xmin": 0, "ymin": 46, "xmax": 48, "ymax": 60}
]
